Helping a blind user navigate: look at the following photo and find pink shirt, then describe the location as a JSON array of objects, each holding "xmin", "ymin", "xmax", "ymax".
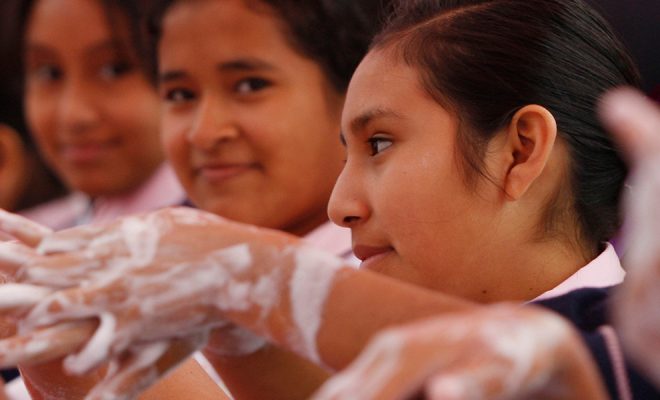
[
  {"xmin": 533, "ymin": 243, "xmax": 625, "ymax": 301},
  {"xmin": 20, "ymin": 164, "xmax": 186, "ymax": 230}
]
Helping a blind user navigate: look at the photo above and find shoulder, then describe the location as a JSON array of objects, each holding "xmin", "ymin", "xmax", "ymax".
[
  {"xmin": 533, "ymin": 286, "xmax": 660, "ymax": 399},
  {"xmin": 18, "ymin": 193, "xmax": 88, "ymax": 230},
  {"xmin": 533, "ymin": 286, "xmax": 613, "ymax": 331}
]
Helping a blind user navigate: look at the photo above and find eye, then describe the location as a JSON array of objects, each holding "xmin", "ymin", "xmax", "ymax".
[
  {"xmin": 29, "ymin": 64, "xmax": 63, "ymax": 83},
  {"xmin": 235, "ymin": 77, "xmax": 271, "ymax": 94},
  {"xmin": 163, "ymin": 88, "xmax": 196, "ymax": 104},
  {"xmin": 99, "ymin": 61, "xmax": 133, "ymax": 80},
  {"xmin": 367, "ymin": 135, "xmax": 393, "ymax": 156}
]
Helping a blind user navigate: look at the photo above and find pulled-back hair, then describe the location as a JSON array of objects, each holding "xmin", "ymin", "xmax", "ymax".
[
  {"xmin": 372, "ymin": 0, "xmax": 640, "ymax": 251},
  {"xmin": 147, "ymin": 0, "xmax": 393, "ymax": 92}
]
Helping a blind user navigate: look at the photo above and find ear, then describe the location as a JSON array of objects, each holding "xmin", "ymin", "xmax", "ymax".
[
  {"xmin": 0, "ymin": 124, "xmax": 28, "ymax": 210},
  {"xmin": 502, "ymin": 105, "xmax": 557, "ymax": 200}
]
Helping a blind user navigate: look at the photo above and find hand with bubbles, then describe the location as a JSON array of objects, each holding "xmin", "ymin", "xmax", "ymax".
[
  {"xmin": 313, "ymin": 304, "xmax": 607, "ymax": 400},
  {"xmin": 0, "ymin": 207, "xmax": 309, "ymax": 399},
  {"xmin": 601, "ymin": 88, "xmax": 660, "ymax": 387}
]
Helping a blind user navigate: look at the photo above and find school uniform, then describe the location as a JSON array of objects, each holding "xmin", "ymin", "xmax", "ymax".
[
  {"xmin": 20, "ymin": 163, "xmax": 187, "ymax": 230},
  {"xmin": 535, "ymin": 287, "xmax": 660, "ymax": 399},
  {"xmin": 533, "ymin": 243, "xmax": 625, "ymax": 301},
  {"xmin": 530, "ymin": 244, "xmax": 657, "ymax": 399}
]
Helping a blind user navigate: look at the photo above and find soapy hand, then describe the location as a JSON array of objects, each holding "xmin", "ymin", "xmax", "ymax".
[
  {"xmin": 312, "ymin": 304, "xmax": 606, "ymax": 400},
  {"xmin": 601, "ymin": 88, "xmax": 660, "ymax": 387},
  {"xmin": 0, "ymin": 207, "xmax": 301, "ymax": 399}
]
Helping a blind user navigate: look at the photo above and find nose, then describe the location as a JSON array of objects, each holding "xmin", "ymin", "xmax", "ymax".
[
  {"xmin": 187, "ymin": 94, "xmax": 239, "ymax": 151},
  {"xmin": 58, "ymin": 78, "xmax": 100, "ymax": 134},
  {"xmin": 328, "ymin": 163, "xmax": 370, "ymax": 228}
]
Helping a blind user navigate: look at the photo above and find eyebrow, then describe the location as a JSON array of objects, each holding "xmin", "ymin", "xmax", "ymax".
[
  {"xmin": 25, "ymin": 39, "xmax": 126, "ymax": 59},
  {"xmin": 349, "ymin": 107, "xmax": 404, "ymax": 134},
  {"xmin": 25, "ymin": 39, "xmax": 119, "ymax": 56},
  {"xmin": 159, "ymin": 58, "xmax": 277, "ymax": 84},
  {"xmin": 217, "ymin": 58, "xmax": 277, "ymax": 72}
]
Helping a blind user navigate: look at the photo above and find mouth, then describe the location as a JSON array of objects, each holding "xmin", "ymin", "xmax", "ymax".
[
  {"xmin": 352, "ymin": 244, "xmax": 394, "ymax": 269},
  {"xmin": 61, "ymin": 140, "xmax": 120, "ymax": 164},
  {"xmin": 195, "ymin": 162, "xmax": 259, "ymax": 183}
]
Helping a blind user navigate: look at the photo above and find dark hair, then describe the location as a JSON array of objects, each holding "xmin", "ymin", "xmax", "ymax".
[
  {"xmin": 0, "ymin": 50, "xmax": 67, "ymax": 210},
  {"xmin": 147, "ymin": 0, "xmax": 394, "ymax": 92},
  {"xmin": 372, "ymin": 0, "xmax": 640, "ymax": 252}
]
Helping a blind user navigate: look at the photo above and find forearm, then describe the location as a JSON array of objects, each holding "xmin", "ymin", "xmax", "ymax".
[
  {"xmin": 218, "ymin": 258, "xmax": 473, "ymax": 371},
  {"xmin": 318, "ymin": 268, "xmax": 473, "ymax": 368},
  {"xmin": 204, "ymin": 344, "xmax": 329, "ymax": 400},
  {"xmin": 20, "ymin": 357, "xmax": 230, "ymax": 400}
]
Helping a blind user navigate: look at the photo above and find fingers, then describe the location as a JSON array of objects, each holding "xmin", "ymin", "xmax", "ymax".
[
  {"xmin": 36, "ymin": 224, "xmax": 108, "ymax": 255},
  {"xmin": 599, "ymin": 88, "xmax": 660, "ymax": 161},
  {"xmin": 0, "ymin": 284, "xmax": 53, "ymax": 312},
  {"xmin": 64, "ymin": 313, "xmax": 118, "ymax": 375},
  {"xmin": 0, "ymin": 242, "xmax": 36, "ymax": 280},
  {"xmin": 85, "ymin": 334, "xmax": 205, "ymax": 400},
  {"xmin": 84, "ymin": 341, "xmax": 171, "ymax": 400},
  {"xmin": 425, "ymin": 364, "xmax": 534, "ymax": 400},
  {"xmin": 0, "ymin": 321, "xmax": 94, "ymax": 369},
  {"xmin": 0, "ymin": 316, "xmax": 17, "ymax": 339},
  {"xmin": 0, "ymin": 210, "xmax": 52, "ymax": 248},
  {"xmin": 607, "ymin": 91, "xmax": 660, "ymax": 271}
]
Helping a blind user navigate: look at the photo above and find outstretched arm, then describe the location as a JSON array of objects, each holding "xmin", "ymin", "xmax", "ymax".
[{"xmin": 0, "ymin": 208, "xmax": 471, "ymax": 399}]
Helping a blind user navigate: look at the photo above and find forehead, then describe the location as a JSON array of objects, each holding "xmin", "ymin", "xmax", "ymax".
[
  {"xmin": 160, "ymin": 0, "xmax": 292, "ymax": 62},
  {"xmin": 27, "ymin": 0, "xmax": 115, "ymax": 42},
  {"xmin": 343, "ymin": 51, "xmax": 427, "ymax": 129}
]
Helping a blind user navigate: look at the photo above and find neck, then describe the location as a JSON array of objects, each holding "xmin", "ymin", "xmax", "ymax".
[{"xmin": 478, "ymin": 238, "xmax": 594, "ymax": 303}]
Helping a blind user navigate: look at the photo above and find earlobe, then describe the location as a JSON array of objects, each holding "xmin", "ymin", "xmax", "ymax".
[{"xmin": 503, "ymin": 105, "xmax": 557, "ymax": 200}]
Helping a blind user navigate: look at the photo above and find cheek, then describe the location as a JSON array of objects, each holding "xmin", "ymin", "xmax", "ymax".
[
  {"xmin": 112, "ymin": 100, "xmax": 160, "ymax": 148},
  {"xmin": 162, "ymin": 128, "xmax": 191, "ymax": 174},
  {"xmin": 25, "ymin": 96, "xmax": 57, "ymax": 153}
]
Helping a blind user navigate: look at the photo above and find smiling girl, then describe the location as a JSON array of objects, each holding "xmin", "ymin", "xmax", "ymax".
[
  {"xmin": 4, "ymin": 0, "xmax": 391, "ymax": 398},
  {"xmin": 17, "ymin": 0, "xmax": 185, "ymax": 229}
]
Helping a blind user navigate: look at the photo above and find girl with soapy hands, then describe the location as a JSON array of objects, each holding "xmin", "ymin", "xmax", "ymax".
[
  {"xmin": 0, "ymin": 0, "xmax": 649, "ymax": 399},
  {"xmin": 313, "ymin": 88, "xmax": 660, "ymax": 400},
  {"xmin": 4, "ymin": 0, "xmax": 393, "ymax": 398}
]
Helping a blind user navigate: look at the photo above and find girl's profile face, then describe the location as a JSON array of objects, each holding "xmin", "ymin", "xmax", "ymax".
[
  {"xmin": 159, "ymin": 0, "xmax": 345, "ymax": 236},
  {"xmin": 329, "ymin": 51, "xmax": 510, "ymax": 301},
  {"xmin": 23, "ymin": 0, "xmax": 163, "ymax": 197}
]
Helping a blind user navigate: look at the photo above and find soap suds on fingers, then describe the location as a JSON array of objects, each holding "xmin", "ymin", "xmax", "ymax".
[
  {"xmin": 0, "ymin": 209, "xmax": 52, "ymax": 247},
  {"xmin": 64, "ymin": 312, "xmax": 117, "ymax": 375},
  {"xmin": 0, "ymin": 284, "xmax": 53, "ymax": 310}
]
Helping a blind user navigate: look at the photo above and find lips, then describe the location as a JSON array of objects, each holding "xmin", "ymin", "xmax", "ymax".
[
  {"xmin": 352, "ymin": 244, "xmax": 394, "ymax": 269},
  {"xmin": 60, "ymin": 140, "xmax": 119, "ymax": 164},
  {"xmin": 195, "ymin": 162, "xmax": 258, "ymax": 182}
]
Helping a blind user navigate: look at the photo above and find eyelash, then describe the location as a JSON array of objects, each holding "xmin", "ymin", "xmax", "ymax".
[
  {"xmin": 163, "ymin": 88, "xmax": 196, "ymax": 103},
  {"xmin": 32, "ymin": 65, "xmax": 62, "ymax": 82},
  {"xmin": 99, "ymin": 61, "xmax": 133, "ymax": 80},
  {"xmin": 367, "ymin": 135, "xmax": 393, "ymax": 156},
  {"xmin": 235, "ymin": 77, "xmax": 272, "ymax": 94},
  {"xmin": 27, "ymin": 60, "xmax": 132, "ymax": 84}
]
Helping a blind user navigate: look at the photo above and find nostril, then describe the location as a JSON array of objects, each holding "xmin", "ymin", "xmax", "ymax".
[{"xmin": 343, "ymin": 215, "xmax": 359, "ymax": 224}]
